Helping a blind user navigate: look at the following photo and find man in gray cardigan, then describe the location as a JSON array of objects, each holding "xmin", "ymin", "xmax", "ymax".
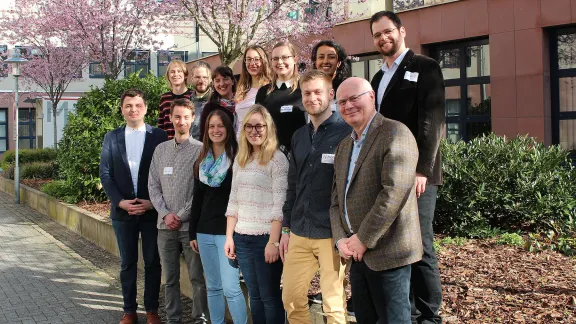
[{"xmin": 148, "ymin": 98, "xmax": 208, "ymax": 324}]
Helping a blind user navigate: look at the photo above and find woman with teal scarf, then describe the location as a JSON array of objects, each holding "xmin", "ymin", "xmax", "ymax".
[{"xmin": 189, "ymin": 109, "xmax": 247, "ymax": 324}]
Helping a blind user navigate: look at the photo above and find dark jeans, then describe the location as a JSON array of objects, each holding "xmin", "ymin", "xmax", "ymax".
[
  {"xmin": 233, "ymin": 233, "xmax": 284, "ymax": 324},
  {"xmin": 112, "ymin": 218, "xmax": 161, "ymax": 313},
  {"xmin": 350, "ymin": 261, "xmax": 411, "ymax": 324},
  {"xmin": 411, "ymin": 184, "xmax": 443, "ymax": 324}
]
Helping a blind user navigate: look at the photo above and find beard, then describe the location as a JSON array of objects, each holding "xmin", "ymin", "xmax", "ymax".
[{"xmin": 378, "ymin": 39, "xmax": 400, "ymax": 57}]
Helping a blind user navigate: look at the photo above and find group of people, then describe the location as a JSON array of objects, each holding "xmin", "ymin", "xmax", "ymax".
[{"xmin": 99, "ymin": 10, "xmax": 445, "ymax": 324}]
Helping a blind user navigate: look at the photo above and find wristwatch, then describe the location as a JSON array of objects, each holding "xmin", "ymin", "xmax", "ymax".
[{"xmin": 268, "ymin": 241, "xmax": 280, "ymax": 248}]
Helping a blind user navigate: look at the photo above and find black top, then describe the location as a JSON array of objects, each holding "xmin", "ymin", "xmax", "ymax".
[
  {"xmin": 370, "ymin": 49, "xmax": 445, "ymax": 185},
  {"xmin": 255, "ymin": 84, "xmax": 306, "ymax": 152},
  {"xmin": 189, "ymin": 168, "xmax": 232, "ymax": 240},
  {"xmin": 282, "ymin": 113, "xmax": 351, "ymax": 239}
]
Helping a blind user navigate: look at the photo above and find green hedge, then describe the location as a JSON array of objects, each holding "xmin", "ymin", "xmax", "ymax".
[
  {"xmin": 57, "ymin": 72, "xmax": 169, "ymax": 202},
  {"xmin": 1, "ymin": 148, "xmax": 58, "ymax": 169},
  {"xmin": 435, "ymin": 133, "xmax": 576, "ymax": 237},
  {"xmin": 4, "ymin": 161, "xmax": 58, "ymax": 180},
  {"xmin": 41, "ymin": 180, "xmax": 76, "ymax": 204}
]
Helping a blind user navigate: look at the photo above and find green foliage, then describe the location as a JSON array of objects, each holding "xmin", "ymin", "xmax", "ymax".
[
  {"xmin": 57, "ymin": 72, "xmax": 169, "ymax": 202},
  {"xmin": 439, "ymin": 236, "xmax": 467, "ymax": 247},
  {"xmin": 4, "ymin": 161, "xmax": 58, "ymax": 180},
  {"xmin": 40, "ymin": 180, "xmax": 76, "ymax": 204},
  {"xmin": 525, "ymin": 232, "xmax": 576, "ymax": 256},
  {"xmin": 496, "ymin": 233, "xmax": 525, "ymax": 247},
  {"xmin": 436, "ymin": 133, "xmax": 576, "ymax": 237},
  {"xmin": 1, "ymin": 148, "xmax": 58, "ymax": 169}
]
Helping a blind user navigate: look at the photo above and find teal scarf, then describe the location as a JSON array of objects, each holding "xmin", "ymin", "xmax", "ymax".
[{"xmin": 199, "ymin": 151, "xmax": 230, "ymax": 187}]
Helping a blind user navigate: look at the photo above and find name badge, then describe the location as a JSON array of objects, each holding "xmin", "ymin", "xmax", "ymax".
[
  {"xmin": 163, "ymin": 167, "xmax": 173, "ymax": 175},
  {"xmin": 321, "ymin": 154, "xmax": 335, "ymax": 164},
  {"xmin": 404, "ymin": 71, "xmax": 419, "ymax": 82},
  {"xmin": 281, "ymin": 105, "xmax": 293, "ymax": 113}
]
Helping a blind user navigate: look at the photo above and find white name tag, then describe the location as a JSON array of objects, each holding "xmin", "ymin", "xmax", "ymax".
[
  {"xmin": 321, "ymin": 154, "xmax": 335, "ymax": 164},
  {"xmin": 280, "ymin": 105, "xmax": 293, "ymax": 113},
  {"xmin": 163, "ymin": 167, "xmax": 173, "ymax": 175},
  {"xmin": 404, "ymin": 71, "xmax": 419, "ymax": 82}
]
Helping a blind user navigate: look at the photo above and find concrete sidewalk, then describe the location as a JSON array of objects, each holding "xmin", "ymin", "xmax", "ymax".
[{"xmin": 0, "ymin": 191, "xmax": 146, "ymax": 324}]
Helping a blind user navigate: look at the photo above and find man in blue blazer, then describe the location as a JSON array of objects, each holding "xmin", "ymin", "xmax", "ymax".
[{"xmin": 99, "ymin": 89, "xmax": 168, "ymax": 324}]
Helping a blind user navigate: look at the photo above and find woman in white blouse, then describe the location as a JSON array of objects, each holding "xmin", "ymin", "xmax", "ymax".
[
  {"xmin": 224, "ymin": 104, "xmax": 288, "ymax": 324},
  {"xmin": 235, "ymin": 45, "xmax": 271, "ymax": 138}
]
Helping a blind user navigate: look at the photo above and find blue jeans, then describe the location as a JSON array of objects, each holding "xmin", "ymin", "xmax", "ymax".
[
  {"xmin": 197, "ymin": 233, "xmax": 248, "ymax": 324},
  {"xmin": 350, "ymin": 261, "xmax": 411, "ymax": 324},
  {"xmin": 233, "ymin": 233, "xmax": 284, "ymax": 324},
  {"xmin": 112, "ymin": 218, "xmax": 161, "ymax": 313}
]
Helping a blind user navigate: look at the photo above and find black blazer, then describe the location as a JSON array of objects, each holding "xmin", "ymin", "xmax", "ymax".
[
  {"xmin": 99, "ymin": 124, "xmax": 168, "ymax": 221},
  {"xmin": 371, "ymin": 49, "xmax": 445, "ymax": 185}
]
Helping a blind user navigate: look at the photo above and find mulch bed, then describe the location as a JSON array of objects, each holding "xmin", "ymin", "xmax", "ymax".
[{"xmin": 20, "ymin": 179, "xmax": 51, "ymax": 191}]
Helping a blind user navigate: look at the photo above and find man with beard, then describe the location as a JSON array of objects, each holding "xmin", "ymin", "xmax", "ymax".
[
  {"xmin": 189, "ymin": 61, "xmax": 213, "ymax": 141},
  {"xmin": 369, "ymin": 10, "xmax": 445, "ymax": 324},
  {"xmin": 280, "ymin": 70, "xmax": 350, "ymax": 324}
]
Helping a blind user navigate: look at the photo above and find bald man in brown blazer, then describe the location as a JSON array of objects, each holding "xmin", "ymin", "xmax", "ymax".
[{"xmin": 330, "ymin": 77, "xmax": 422, "ymax": 324}]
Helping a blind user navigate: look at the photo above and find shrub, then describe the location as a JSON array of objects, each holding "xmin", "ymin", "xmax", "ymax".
[
  {"xmin": 1, "ymin": 148, "xmax": 58, "ymax": 169},
  {"xmin": 41, "ymin": 180, "xmax": 76, "ymax": 204},
  {"xmin": 57, "ymin": 72, "xmax": 169, "ymax": 202},
  {"xmin": 496, "ymin": 233, "xmax": 525, "ymax": 247},
  {"xmin": 436, "ymin": 133, "xmax": 576, "ymax": 237},
  {"xmin": 4, "ymin": 161, "xmax": 58, "ymax": 180}
]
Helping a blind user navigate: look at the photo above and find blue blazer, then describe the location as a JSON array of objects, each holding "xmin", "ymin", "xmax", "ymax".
[{"xmin": 99, "ymin": 124, "xmax": 168, "ymax": 221}]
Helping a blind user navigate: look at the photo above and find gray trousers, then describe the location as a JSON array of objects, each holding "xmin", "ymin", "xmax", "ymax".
[{"xmin": 158, "ymin": 229, "xmax": 208, "ymax": 324}]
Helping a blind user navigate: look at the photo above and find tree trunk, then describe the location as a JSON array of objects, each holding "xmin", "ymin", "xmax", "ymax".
[{"xmin": 52, "ymin": 104, "xmax": 58, "ymax": 149}]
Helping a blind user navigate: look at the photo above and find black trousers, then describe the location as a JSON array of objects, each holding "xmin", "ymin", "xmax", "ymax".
[{"xmin": 411, "ymin": 184, "xmax": 443, "ymax": 324}]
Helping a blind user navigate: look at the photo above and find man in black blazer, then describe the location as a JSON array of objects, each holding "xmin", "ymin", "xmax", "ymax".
[
  {"xmin": 99, "ymin": 89, "xmax": 168, "ymax": 324},
  {"xmin": 369, "ymin": 11, "xmax": 445, "ymax": 324}
]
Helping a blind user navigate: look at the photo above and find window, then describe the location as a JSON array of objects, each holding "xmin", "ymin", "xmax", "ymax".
[
  {"xmin": 0, "ymin": 109, "xmax": 7, "ymax": 152},
  {"xmin": 157, "ymin": 50, "xmax": 188, "ymax": 77},
  {"xmin": 125, "ymin": 50, "xmax": 150, "ymax": 78},
  {"xmin": 551, "ymin": 28, "xmax": 576, "ymax": 157},
  {"xmin": 89, "ymin": 62, "xmax": 105, "ymax": 78},
  {"xmin": 431, "ymin": 39, "xmax": 491, "ymax": 142},
  {"xmin": 351, "ymin": 54, "xmax": 383, "ymax": 81},
  {"xmin": 14, "ymin": 46, "xmax": 42, "ymax": 59},
  {"xmin": 0, "ymin": 45, "xmax": 7, "ymax": 77},
  {"xmin": 18, "ymin": 108, "xmax": 35, "ymax": 149}
]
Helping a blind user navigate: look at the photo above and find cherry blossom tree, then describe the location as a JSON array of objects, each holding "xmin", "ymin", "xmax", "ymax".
[{"xmin": 162, "ymin": 0, "xmax": 355, "ymax": 66}]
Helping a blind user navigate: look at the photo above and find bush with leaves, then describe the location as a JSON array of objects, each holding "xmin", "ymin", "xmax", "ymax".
[
  {"xmin": 57, "ymin": 73, "xmax": 169, "ymax": 202},
  {"xmin": 1, "ymin": 148, "xmax": 58, "ymax": 169},
  {"xmin": 436, "ymin": 133, "xmax": 576, "ymax": 237},
  {"xmin": 4, "ymin": 161, "xmax": 58, "ymax": 180},
  {"xmin": 41, "ymin": 180, "xmax": 76, "ymax": 204}
]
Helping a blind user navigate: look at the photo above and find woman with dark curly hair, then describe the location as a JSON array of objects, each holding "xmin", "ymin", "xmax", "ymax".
[{"xmin": 311, "ymin": 40, "xmax": 351, "ymax": 93}]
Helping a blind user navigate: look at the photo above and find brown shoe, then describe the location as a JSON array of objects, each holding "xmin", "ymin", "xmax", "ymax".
[
  {"xmin": 120, "ymin": 312, "xmax": 138, "ymax": 324},
  {"xmin": 146, "ymin": 311, "xmax": 162, "ymax": 324}
]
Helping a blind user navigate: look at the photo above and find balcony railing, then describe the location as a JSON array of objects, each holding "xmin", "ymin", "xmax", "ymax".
[{"xmin": 394, "ymin": 0, "xmax": 460, "ymax": 12}]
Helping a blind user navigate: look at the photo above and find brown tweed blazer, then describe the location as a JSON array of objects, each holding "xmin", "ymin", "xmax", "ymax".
[{"xmin": 330, "ymin": 113, "xmax": 423, "ymax": 272}]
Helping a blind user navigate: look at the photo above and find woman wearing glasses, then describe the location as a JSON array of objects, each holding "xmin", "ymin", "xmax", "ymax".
[
  {"xmin": 198, "ymin": 66, "xmax": 238, "ymax": 141},
  {"xmin": 224, "ymin": 104, "xmax": 288, "ymax": 324},
  {"xmin": 236, "ymin": 45, "xmax": 271, "ymax": 138},
  {"xmin": 255, "ymin": 41, "xmax": 306, "ymax": 153}
]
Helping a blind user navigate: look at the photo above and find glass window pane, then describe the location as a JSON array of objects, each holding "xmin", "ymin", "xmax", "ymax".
[
  {"xmin": 0, "ymin": 109, "xmax": 6, "ymax": 122},
  {"xmin": 158, "ymin": 65, "xmax": 167, "ymax": 77},
  {"xmin": 19, "ymin": 125, "xmax": 31, "ymax": 137},
  {"xmin": 558, "ymin": 33, "xmax": 576, "ymax": 69},
  {"xmin": 467, "ymin": 122, "xmax": 491, "ymax": 140},
  {"xmin": 445, "ymin": 86, "xmax": 461, "ymax": 117},
  {"xmin": 559, "ymin": 77, "xmax": 576, "ymax": 112},
  {"xmin": 560, "ymin": 119, "xmax": 576, "ymax": 151},
  {"xmin": 0, "ymin": 139, "xmax": 6, "ymax": 152},
  {"xmin": 447, "ymin": 123, "xmax": 461, "ymax": 143},
  {"xmin": 467, "ymin": 44, "xmax": 490, "ymax": 77},
  {"xmin": 437, "ymin": 48, "xmax": 460, "ymax": 80},
  {"xmin": 18, "ymin": 138, "xmax": 31, "ymax": 149},
  {"xmin": 0, "ymin": 125, "xmax": 6, "ymax": 137},
  {"xmin": 368, "ymin": 58, "xmax": 383, "ymax": 81},
  {"xmin": 351, "ymin": 61, "xmax": 365, "ymax": 78},
  {"xmin": 467, "ymin": 84, "xmax": 491, "ymax": 116}
]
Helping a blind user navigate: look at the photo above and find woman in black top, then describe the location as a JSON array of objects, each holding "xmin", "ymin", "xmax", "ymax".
[
  {"xmin": 189, "ymin": 109, "xmax": 247, "ymax": 324},
  {"xmin": 255, "ymin": 41, "xmax": 306, "ymax": 153}
]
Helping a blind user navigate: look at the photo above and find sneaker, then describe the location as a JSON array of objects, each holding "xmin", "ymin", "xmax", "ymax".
[
  {"xmin": 346, "ymin": 298, "xmax": 355, "ymax": 317},
  {"xmin": 308, "ymin": 293, "xmax": 323, "ymax": 304}
]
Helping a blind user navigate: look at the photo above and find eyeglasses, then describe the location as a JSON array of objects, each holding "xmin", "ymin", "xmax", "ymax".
[
  {"xmin": 337, "ymin": 90, "xmax": 371, "ymax": 107},
  {"xmin": 372, "ymin": 28, "xmax": 397, "ymax": 40},
  {"xmin": 271, "ymin": 55, "xmax": 293, "ymax": 63},
  {"xmin": 244, "ymin": 123, "xmax": 267, "ymax": 133},
  {"xmin": 245, "ymin": 57, "xmax": 262, "ymax": 64}
]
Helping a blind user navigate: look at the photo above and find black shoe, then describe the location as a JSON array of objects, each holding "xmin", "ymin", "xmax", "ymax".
[
  {"xmin": 308, "ymin": 293, "xmax": 322, "ymax": 304},
  {"xmin": 346, "ymin": 298, "xmax": 355, "ymax": 317}
]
